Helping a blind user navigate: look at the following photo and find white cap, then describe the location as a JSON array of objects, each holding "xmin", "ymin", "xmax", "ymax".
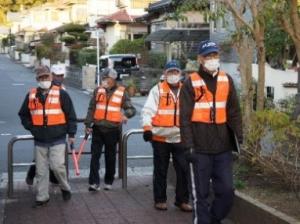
[{"xmin": 51, "ymin": 64, "xmax": 66, "ymax": 77}]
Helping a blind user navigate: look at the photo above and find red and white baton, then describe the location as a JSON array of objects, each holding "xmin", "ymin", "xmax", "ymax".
[
  {"xmin": 76, "ymin": 133, "xmax": 89, "ymax": 162},
  {"xmin": 70, "ymin": 143, "xmax": 80, "ymax": 176}
]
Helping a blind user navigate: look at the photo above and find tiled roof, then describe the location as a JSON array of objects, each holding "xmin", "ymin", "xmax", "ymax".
[{"xmin": 97, "ymin": 9, "xmax": 139, "ymax": 24}]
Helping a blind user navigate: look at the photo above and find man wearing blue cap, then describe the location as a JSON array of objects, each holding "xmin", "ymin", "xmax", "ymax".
[
  {"xmin": 141, "ymin": 60, "xmax": 192, "ymax": 212},
  {"xmin": 179, "ymin": 40, "xmax": 243, "ymax": 223}
]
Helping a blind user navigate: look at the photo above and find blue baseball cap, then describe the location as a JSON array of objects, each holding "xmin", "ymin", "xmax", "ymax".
[
  {"xmin": 164, "ymin": 60, "xmax": 181, "ymax": 72},
  {"xmin": 198, "ymin": 40, "xmax": 219, "ymax": 56}
]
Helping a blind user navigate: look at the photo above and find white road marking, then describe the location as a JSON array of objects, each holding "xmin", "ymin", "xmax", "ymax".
[
  {"xmin": 12, "ymin": 83, "xmax": 25, "ymax": 86},
  {"xmin": 1, "ymin": 133, "xmax": 11, "ymax": 136},
  {"xmin": 0, "ymin": 121, "xmax": 6, "ymax": 124}
]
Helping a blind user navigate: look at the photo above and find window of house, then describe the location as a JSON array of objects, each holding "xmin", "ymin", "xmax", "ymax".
[
  {"xmin": 51, "ymin": 11, "xmax": 59, "ymax": 21},
  {"xmin": 133, "ymin": 34, "xmax": 143, "ymax": 39},
  {"xmin": 266, "ymin": 86, "xmax": 275, "ymax": 99}
]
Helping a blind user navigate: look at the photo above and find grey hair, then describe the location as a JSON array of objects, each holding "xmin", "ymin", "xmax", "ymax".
[{"xmin": 101, "ymin": 68, "xmax": 118, "ymax": 80}]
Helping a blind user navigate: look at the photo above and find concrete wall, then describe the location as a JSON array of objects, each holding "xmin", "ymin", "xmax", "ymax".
[{"xmin": 221, "ymin": 63, "xmax": 298, "ymax": 102}]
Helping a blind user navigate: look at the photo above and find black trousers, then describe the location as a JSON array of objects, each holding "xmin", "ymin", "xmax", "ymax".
[
  {"xmin": 152, "ymin": 141, "xmax": 189, "ymax": 204},
  {"xmin": 88, "ymin": 126, "xmax": 120, "ymax": 185},
  {"xmin": 189, "ymin": 151, "xmax": 234, "ymax": 224}
]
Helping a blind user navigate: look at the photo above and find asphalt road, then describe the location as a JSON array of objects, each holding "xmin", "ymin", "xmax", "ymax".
[{"xmin": 0, "ymin": 54, "xmax": 153, "ymax": 179}]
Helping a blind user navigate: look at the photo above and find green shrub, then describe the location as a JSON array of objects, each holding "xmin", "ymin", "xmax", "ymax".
[
  {"xmin": 78, "ymin": 48, "xmax": 97, "ymax": 66},
  {"xmin": 243, "ymin": 110, "xmax": 300, "ymax": 198},
  {"xmin": 60, "ymin": 36, "xmax": 76, "ymax": 45},
  {"xmin": 57, "ymin": 23, "xmax": 86, "ymax": 34},
  {"xmin": 148, "ymin": 52, "xmax": 167, "ymax": 69},
  {"xmin": 69, "ymin": 49, "xmax": 80, "ymax": 65},
  {"xmin": 36, "ymin": 45, "xmax": 52, "ymax": 60},
  {"xmin": 40, "ymin": 33, "xmax": 55, "ymax": 47},
  {"xmin": 109, "ymin": 38, "xmax": 146, "ymax": 54}
]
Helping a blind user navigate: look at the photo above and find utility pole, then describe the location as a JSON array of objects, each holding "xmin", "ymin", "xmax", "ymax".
[{"xmin": 96, "ymin": 29, "xmax": 100, "ymax": 86}]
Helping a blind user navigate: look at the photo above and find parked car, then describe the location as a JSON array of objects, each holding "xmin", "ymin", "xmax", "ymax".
[{"xmin": 99, "ymin": 54, "xmax": 139, "ymax": 80}]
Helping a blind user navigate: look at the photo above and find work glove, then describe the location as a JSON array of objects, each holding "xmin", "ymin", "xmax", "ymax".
[
  {"xmin": 184, "ymin": 147, "xmax": 196, "ymax": 163},
  {"xmin": 143, "ymin": 130, "xmax": 153, "ymax": 142}
]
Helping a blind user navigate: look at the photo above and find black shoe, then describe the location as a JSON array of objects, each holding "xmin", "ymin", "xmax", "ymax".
[
  {"xmin": 61, "ymin": 190, "xmax": 72, "ymax": 201},
  {"xmin": 25, "ymin": 176, "xmax": 34, "ymax": 185},
  {"xmin": 33, "ymin": 199, "xmax": 49, "ymax": 208}
]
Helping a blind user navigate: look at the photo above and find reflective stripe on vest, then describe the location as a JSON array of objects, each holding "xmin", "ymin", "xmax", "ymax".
[
  {"xmin": 152, "ymin": 81, "xmax": 181, "ymax": 127},
  {"xmin": 190, "ymin": 71, "xmax": 229, "ymax": 124},
  {"xmin": 28, "ymin": 86, "xmax": 66, "ymax": 126},
  {"xmin": 93, "ymin": 86, "xmax": 125, "ymax": 122}
]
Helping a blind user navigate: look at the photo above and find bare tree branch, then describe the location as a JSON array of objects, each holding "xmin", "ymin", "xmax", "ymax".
[{"xmin": 219, "ymin": 0, "xmax": 254, "ymax": 34}]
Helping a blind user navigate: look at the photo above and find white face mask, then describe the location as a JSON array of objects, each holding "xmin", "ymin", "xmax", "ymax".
[
  {"xmin": 204, "ymin": 59, "xmax": 220, "ymax": 72},
  {"xmin": 166, "ymin": 74, "xmax": 181, "ymax": 84},
  {"xmin": 38, "ymin": 81, "xmax": 51, "ymax": 89}
]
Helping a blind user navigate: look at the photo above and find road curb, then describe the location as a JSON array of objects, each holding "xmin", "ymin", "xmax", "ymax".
[{"xmin": 229, "ymin": 191, "xmax": 300, "ymax": 224}]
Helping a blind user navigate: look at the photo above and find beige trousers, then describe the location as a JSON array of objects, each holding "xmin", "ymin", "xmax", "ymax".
[{"xmin": 35, "ymin": 143, "xmax": 70, "ymax": 201}]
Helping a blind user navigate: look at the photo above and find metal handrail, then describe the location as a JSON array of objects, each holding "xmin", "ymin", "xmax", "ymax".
[
  {"xmin": 7, "ymin": 119, "xmax": 87, "ymax": 198},
  {"xmin": 122, "ymin": 129, "xmax": 153, "ymax": 189},
  {"xmin": 7, "ymin": 135, "xmax": 34, "ymax": 197}
]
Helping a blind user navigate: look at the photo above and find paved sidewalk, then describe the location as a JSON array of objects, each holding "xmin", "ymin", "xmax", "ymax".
[{"xmin": 3, "ymin": 175, "xmax": 193, "ymax": 224}]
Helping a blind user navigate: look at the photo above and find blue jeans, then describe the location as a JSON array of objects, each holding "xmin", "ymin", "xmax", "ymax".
[{"xmin": 189, "ymin": 151, "xmax": 234, "ymax": 224}]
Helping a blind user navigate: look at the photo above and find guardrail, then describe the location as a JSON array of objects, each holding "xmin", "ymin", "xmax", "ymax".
[
  {"xmin": 121, "ymin": 129, "xmax": 153, "ymax": 189},
  {"xmin": 7, "ymin": 127, "xmax": 150, "ymax": 197}
]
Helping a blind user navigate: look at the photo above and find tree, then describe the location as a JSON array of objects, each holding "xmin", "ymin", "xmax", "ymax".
[
  {"xmin": 270, "ymin": 0, "xmax": 300, "ymax": 119},
  {"xmin": 218, "ymin": 0, "xmax": 268, "ymax": 111},
  {"xmin": 173, "ymin": 0, "xmax": 256, "ymax": 126}
]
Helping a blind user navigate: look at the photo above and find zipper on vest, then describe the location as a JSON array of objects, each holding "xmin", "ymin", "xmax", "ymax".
[
  {"xmin": 211, "ymin": 94, "xmax": 216, "ymax": 123},
  {"xmin": 42, "ymin": 102, "xmax": 47, "ymax": 127},
  {"xmin": 104, "ymin": 91, "xmax": 112, "ymax": 120},
  {"xmin": 174, "ymin": 100, "xmax": 177, "ymax": 126}
]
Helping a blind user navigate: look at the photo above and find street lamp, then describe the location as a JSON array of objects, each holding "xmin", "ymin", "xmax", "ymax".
[{"xmin": 95, "ymin": 28, "xmax": 104, "ymax": 86}]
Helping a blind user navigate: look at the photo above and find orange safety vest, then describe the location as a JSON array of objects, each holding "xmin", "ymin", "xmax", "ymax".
[
  {"xmin": 93, "ymin": 86, "xmax": 125, "ymax": 123},
  {"xmin": 152, "ymin": 81, "xmax": 181, "ymax": 127},
  {"xmin": 28, "ymin": 85, "xmax": 66, "ymax": 126},
  {"xmin": 190, "ymin": 71, "xmax": 229, "ymax": 124}
]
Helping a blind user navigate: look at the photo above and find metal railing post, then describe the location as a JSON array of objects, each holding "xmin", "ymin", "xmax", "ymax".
[
  {"xmin": 7, "ymin": 135, "xmax": 33, "ymax": 198},
  {"xmin": 118, "ymin": 125, "xmax": 123, "ymax": 178},
  {"xmin": 122, "ymin": 129, "xmax": 143, "ymax": 189},
  {"xmin": 7, "ymin": 137, "xmax": 15, "ymax": 198}
]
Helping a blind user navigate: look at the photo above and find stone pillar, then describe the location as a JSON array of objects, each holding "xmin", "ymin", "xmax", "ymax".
[{"xmin": 82, "ymin": 65, "xmax": 96, "ymax": 91}]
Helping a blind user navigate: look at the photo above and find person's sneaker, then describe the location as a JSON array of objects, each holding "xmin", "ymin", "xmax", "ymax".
[
  {"xmin": 33, "ymin": 199, "xmax": 49, "ymax": 208},
  {"xmin": 154, "ymin": 202, "xmax": 167, "ymax": 211},
  {"xmin": 61, "ymin": 190, "xmax": 72, "ymax": 201},
  {"xmin": 104, "ymin": 184, "xmax": 112, "ymax": 191},
  {"xmin": 88, "ymin": 184, "xmax": 100, "ymax": 192},
  {"xmin": 174, "ymin": 202, "xmax": 193, "ymax": 212},
  {"xmin": 25, "ymin": 176, "xmax": 34, "ymax": 186}
]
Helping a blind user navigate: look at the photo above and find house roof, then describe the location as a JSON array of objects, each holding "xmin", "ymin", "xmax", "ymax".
[
  {"xmin": 148, "ymin": 0, "xmax": 172, "ymax": 12},
  {"xmin": 97, "ymin": 9, "xmax": 139, "ymax": 24},
  {"xmin": 145, "ymin": 28, "xmax": 209, "ymax": 42}
]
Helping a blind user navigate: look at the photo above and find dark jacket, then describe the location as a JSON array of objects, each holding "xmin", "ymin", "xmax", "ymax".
[
  {"xmin": 84, "ymin": 85, "xmax": 136, "ymax": 131},
  {"xmin": 18, "ymin": 86, "xmax": 77, "ymax": 143},
  {"xmin": 179, "ymin": 66, "xmax": 243, "ymax": 154}
]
